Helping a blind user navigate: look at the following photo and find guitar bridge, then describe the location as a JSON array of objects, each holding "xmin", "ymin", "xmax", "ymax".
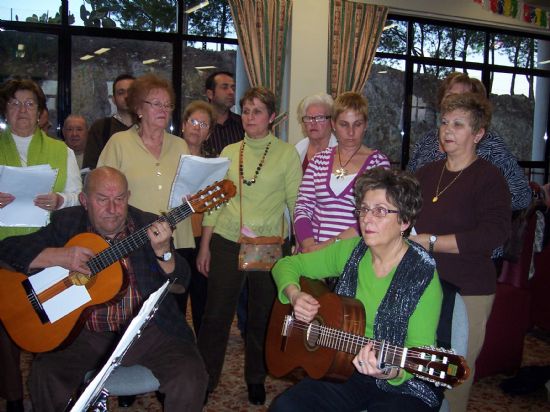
[
  {"xmin": 22, "ymin": 278, "xmax": 50, "ymax": 324},
  {"xmin": 282, "ymin": 315, "xmax": 293, "ymax": 337}
]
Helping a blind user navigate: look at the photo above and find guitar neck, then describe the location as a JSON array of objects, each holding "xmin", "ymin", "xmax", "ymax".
[
  {"xmin": 87, "ymin": 201, "xmax": 193, "ymax": 274},
  {"xmin": 296, "ymin": 319, "xmax": 407, "ymax": 369}
]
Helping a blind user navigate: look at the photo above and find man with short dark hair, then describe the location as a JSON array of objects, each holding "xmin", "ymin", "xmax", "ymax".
[
  {"xmin": 83, "ymin": 74, "xmax": 135, "ymax": 169},
  {"xmin": 62, "ymin": 114, "xmax": 88, "ymax": 169},
  {"xmin": 0, "ymin": 166, "xmax": 208, "ymax": 412},
  {"xmin": 203, "ymin": 71, "xmax": 244, "ymax": 156}
]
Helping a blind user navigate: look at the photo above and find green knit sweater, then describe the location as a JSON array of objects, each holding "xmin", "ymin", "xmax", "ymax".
[{"xmin": 203, "ymin": 133, "xmax": 302, "ymax": 242}]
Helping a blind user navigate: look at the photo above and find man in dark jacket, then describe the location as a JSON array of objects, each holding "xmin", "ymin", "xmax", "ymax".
[{"xmin": 0, "ymin": 166, "xmax": 207, "ymax": 412}]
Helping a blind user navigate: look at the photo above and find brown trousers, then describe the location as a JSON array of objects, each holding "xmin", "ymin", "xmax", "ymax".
[{"xmin": 29, "ymin": 323, "xmax": 207, "ymax": 412}]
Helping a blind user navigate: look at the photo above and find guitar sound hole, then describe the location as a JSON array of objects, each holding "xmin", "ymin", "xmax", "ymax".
[{"xmin": 304, "ymin": 318, "xmax": 321, "ymax": 351}]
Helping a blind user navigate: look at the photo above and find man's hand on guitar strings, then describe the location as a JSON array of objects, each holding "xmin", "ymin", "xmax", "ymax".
[
  {"xmin": 29, "ymin": 246, "xmax": 94, "ymax": 275},
  {"xmin": 353, "ymin": 342, "xmax": 400, "ymax": 380}
]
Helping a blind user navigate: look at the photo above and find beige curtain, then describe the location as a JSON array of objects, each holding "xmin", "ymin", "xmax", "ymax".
[
  {"xmin": 329, "ymin": 0, "xmax": 388, "ymax": 97},
  {"xmin": 228, "ymin": 0, "xmax": 292, "ymax": 118}
]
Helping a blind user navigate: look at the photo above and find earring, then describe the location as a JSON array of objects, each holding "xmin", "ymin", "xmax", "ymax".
[
  {"xmin": 138, "ymin": 114, "xmax": 143, "ymax": 119},
  {"xmin": 400, "ymin": 230, "xmax": 404, "ymax": 237}
]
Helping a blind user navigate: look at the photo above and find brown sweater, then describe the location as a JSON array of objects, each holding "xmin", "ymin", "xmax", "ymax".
[{"xmin": 415, "ymin": 158, "xmax": 511, "ymax": 295}]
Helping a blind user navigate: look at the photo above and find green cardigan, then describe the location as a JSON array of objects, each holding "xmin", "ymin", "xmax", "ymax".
[{"xmin": 0, "ymin": 127, "xmax": 68, "ymax": 240}]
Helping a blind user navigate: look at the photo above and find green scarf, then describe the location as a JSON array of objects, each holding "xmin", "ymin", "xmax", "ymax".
[{"xmin": 0, "ymin": 127, "xmax": 68, "ymax": 240}]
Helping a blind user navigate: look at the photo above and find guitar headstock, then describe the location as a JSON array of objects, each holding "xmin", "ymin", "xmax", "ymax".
[
  {"xmin": 404, "ymin": 346, "xmax": 470, "ymax": 389},
  {"xmin": 188, "ymin": 180, "xmax": 237, "ymax": 213}
]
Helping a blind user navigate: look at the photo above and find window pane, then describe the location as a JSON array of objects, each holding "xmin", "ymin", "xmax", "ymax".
[
  {"xmin": 69, "ymin": 0, "xmax": 177, "ymax": 32},
  {"xmin": 490, "ymin": 73, "xmax": 539, "ymax": 163},
  {"xmin": 71, "ymin": 36, "xmax": 172, "ymax": 128},
  {"xmin": 489, "ymin": 34, "xmax": 536, "ymax": 69},
  {"xmin": 185, "ymin": 0, "xmax": 236, "ymax": 38},
  {"xmin": 410, "ymin": 65, "xmax": 481, "ymax": 150},
  {"xmin": 0, "ymin": 0, "xmax": 62, "ymax": 24},
  {"xmin": 377, "ymin": 19, "xmax": 407, "ymax": 55},
  {"xmin": 181, "ymin": 42, "xmax": 238, "ymax": 114},
  {"xmin": 412, "ymin": 23, "xmax": 484, "ymax": 63},
  {"xmin": 0, "ymin": 31, "xmax": 59, "ymax": 131},
  {"xmin": 365, "ymin": 58, "xmax": 405, "ymax": 166}
]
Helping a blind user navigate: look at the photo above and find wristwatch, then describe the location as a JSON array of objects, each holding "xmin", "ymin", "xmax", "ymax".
[
  {"xmin": 428, "ymin": 235, "xmax": 437, "ymax": 255},
  {"xmin": 156, "ymin": 251, "xmax": 173, "ymax": 262}
]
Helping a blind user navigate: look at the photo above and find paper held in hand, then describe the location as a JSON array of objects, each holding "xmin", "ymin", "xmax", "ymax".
[
  {"xmin": 168, "ymin": 155, "xmax": 230, "ymax": 209},
  {"xmin": 0, "ymin": 165, "xmax": 58, "ymax": 227}
]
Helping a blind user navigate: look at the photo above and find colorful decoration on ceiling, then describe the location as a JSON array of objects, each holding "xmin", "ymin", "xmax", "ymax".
[{"xmin": 473, "ymin": 0, "xmax": 549, "ymax": 29}]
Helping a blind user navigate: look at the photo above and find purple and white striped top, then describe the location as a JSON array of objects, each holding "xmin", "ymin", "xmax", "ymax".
[{"xmin": 294, "ymin": 146, "xmax": 390, "ymax": 244}]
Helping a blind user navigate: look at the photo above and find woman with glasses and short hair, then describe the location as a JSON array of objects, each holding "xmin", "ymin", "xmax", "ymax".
[
  {"xmin": 177, "ymin": 100, "xmax": 216, "ymax": 334},
  {"xmin": 98, "ymin": 73, "xmax": 194, "ymax": 252},
  {"xmin": 294, "ymin": 92, "xmax": 390, "ymax": 255},
  {"xmin": 294, "ymin": 93, "xmax": 338, "ymax": 172},
  {"xmin": 0, "ymin": 78, "xmax": 82, "ymax": 412},
  {"xmin": 270, "ymin": 167, "xmax": 444, "ymax": 412}
]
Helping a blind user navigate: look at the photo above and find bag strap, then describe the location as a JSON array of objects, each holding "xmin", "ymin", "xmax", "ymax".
[{"xmin": 238, "ymin": 141, "xmax": 283, "ymax": 238}]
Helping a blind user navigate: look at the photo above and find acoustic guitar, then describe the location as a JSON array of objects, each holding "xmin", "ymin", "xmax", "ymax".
[
  {"xmin": 266, "ymin": 278, "xmax": 470, "ymax": 389},
  {"xmin": 0, "ymin": 180, "xmax": 236, "ymax": 353}
]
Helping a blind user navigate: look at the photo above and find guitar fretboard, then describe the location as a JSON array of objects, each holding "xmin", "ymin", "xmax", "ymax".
[
  {"xmin": 307, "ymin": 321, "xmax": 407, "ymax": 368},
  {"xmin": 86, "ymin": 201, "xmax": 193, "ymax": 275}
]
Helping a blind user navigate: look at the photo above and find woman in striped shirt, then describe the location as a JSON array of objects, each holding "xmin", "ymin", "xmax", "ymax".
[{"xmin": 294, "ymin": 92, "xmax": 390, "ymax": 254}]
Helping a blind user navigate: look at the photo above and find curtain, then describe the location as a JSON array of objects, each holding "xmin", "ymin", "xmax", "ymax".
[
  {"xmin": 328, "ymin": 0, "xmax": 388, "ymax": 97},
  {"xmin": 228, "ymin": 0, "xmax": 292, "ymax": 118}
]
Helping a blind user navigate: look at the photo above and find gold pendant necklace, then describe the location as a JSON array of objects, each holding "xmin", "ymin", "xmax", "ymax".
[
  {"xmin": 432, "ymin": 162, "xmax": 465, "ymax": 203},
  {"xmin": 335, "ymin": 145, "xmax": 361, "ymax": 179}
]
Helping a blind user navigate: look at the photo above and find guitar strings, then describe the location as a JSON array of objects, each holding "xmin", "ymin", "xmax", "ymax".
[{"xmin": 289, "ymin": 320, "xmax": 445, "ymax": 360}]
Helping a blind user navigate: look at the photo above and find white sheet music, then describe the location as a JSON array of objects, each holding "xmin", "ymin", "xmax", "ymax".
[
  {"xmin": 168, "ymin": 155, "xmax": 230, "ymax": 209},
  {"xmin": 0, "ymin": 165, "xmax": 58, "ymax": 227},
  {"xmin": 70, "ymin": 281, "xmax": 170, "ymax": 412}
]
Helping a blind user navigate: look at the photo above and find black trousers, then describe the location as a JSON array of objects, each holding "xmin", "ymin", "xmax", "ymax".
[
  {"xmin": 269, "ymin": 371, "xmax": 443, "ymax": 412},
  {"xmin": 197, "ymin": 234, "xmax": 281, "ymax": 391}
]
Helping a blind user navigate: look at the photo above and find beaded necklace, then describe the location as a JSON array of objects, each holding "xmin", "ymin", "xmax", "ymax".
[{"xmin": 239, "ymin": 140, "xmax": 271, "ymax": 186}]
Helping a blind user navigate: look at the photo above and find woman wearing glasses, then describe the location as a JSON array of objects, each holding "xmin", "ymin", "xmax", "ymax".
[
  {"xmin": 177, "ymin": 100, "xmax": 216, "ymax": 334},
  {"xmin": 294, "ymin": 93, "xmax": 338, "ymax": 172},
  {"xmin": 98, "ymin": 73, "xmax": 194, "ymax": 253},
  {"xmin": 0, "ymin": 79, "xmax": 82, "ymax": 412},
  {"xmin": 270, "ymin": 167, "xmax": 443, "ymax": 412},
  {"xmin": 294, "ymin": 92, "xmax": 390, "ymax": 255}
]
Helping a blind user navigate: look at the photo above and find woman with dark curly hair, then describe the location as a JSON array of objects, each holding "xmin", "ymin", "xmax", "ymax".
[{"xmin": 270, "ymin": 167, "xmax": 444, "ymax": 412}]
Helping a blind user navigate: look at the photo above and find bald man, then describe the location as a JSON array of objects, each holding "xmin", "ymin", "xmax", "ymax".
[{"xmin": 62, "ymin": 115, "xmax": 88, "ymax": 169}]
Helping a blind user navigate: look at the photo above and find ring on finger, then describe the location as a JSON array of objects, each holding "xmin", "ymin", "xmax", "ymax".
[
  {"xmin": 358, "ymin": 360, "xmax": 364, "ymax": 366},
  {"xmin": 153, "ymin": 230, "xmax": 160, "ymax": 236}
]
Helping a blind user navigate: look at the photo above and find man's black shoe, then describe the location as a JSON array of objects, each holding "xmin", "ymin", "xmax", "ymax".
[
  {"xmin": 6, "ymin": 399, "xmax": 24, "ymax": 412},
  {"xmin": 247, "ymin": 383, "xmax": 266, "ymax": 405},
  {"xmin": 117, "ymin": 395, "xmax": 136, "ymax": 407}
]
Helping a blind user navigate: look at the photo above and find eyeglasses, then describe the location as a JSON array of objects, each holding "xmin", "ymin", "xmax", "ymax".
[
  {"xmin": 302, "ymin": 115, "xmax": 331, "ymax": 124},
  {"xmin": 143, "ymin": 100, "xmax": 175, "ymax": 111},
  {"xmin": 7, "ymin": 99, "xmax": 37, "ymax": 111},
  {"xmin": 354, "ymin": 206, "xmax": 399, "ymax": 218},
  {"xmin": 187, "ymin": 118, "xmax": 209, "ymax": 129}
]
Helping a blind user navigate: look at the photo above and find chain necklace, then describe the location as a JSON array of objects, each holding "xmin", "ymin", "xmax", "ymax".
[
  {"xmin": 239, "ymin": 140, "xmax": 271, "ymax": 186},
  {"xmin": 335, "ymin": 145, "xmax": 362, "ymax": 179},
  {"xmin": 432, "ymin": 162, "xmax": 465, "ymax": 203}
]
